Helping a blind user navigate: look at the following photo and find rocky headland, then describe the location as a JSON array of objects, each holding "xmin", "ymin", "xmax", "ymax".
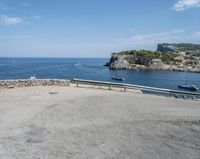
[{"xmin": 106, "ymin": 43, "xmax": 200, "ymax": 73}]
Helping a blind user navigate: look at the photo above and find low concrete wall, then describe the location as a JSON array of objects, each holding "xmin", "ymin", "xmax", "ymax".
[{"xmin": 0, "ymin": 79, "xmax": 70, "ymax": 89}]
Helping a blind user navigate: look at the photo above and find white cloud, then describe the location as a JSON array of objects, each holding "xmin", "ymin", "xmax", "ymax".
[
  {"xmin": 193, "ymin": 31, "xmax": 200, "ymax": 35},
  {"xmin": 32, "ymin": 15, "xmax": 42, "ymax": 20},
  {"xmin": 172, "ymin": 0, "xmax": 200, "ymax": 11},
  {"xmin": 118, "ymin": 29, "xmax": 185, "ymax": 49},
  {"xmin": 59, "ymin": 29, "xmax": 187, "ymax": 53},
  {"xmin": 0, "ymin": 15, "xmax": 23, "ymax": 25},
  {"xmin": 1, "ymin": 29, "xmax": 199, "ymax": 57}
]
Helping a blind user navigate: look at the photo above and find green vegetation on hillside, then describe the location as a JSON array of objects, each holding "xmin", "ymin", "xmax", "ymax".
[
  {"xmin": 172, "ymin": 43, "xmax": 200, "ymax": 51},
  {"xmin": 117, "ymin": 50, "xmax": 179, "ymax": 65},
  {"xmin": 157, "ymin": 43, "xmax": 200, "ymax": 52}
]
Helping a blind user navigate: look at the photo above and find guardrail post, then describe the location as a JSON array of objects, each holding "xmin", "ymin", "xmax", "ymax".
[
  {"xmin": 67, "ymin": 81, "xmax": 70, "ymax": 86},
  {"xmin": 109, "ymin": 86, "xmax": 112, "ymax": 90},
  {"xmin": 124, "ymin": 87, "xmax": 127, "ymax": 92},
  {"xmin": 76, "ymin": 83, "xmax": 79, "ymax": 87},
  {"xmin": 174, "ymin": 94, "xmax": 179, "ymax": 98}
]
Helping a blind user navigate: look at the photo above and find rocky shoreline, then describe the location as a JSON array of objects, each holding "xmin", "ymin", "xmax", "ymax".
[{"xmin": 106, "ymin": 62, "xmax": 200, "ymax": 73}]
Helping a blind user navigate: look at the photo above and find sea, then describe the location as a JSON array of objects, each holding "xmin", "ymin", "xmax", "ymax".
[{"xmin": 0, "ymin": 57, "xmax": 200, "ymax": 93}]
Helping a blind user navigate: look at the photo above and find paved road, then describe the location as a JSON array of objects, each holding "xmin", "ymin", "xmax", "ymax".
[{"xmin": 0, "ymin": 86, "xmax": 200, "ymax": 159}]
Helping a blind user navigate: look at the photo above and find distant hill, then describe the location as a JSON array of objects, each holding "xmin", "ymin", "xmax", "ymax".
[
  {"xmin": 157, "ymin": 43, "xmax": 200, "ymax": 53},
  {"xmin": 106, "ymin": 43, "xmax": 200, "ymax": 72}
]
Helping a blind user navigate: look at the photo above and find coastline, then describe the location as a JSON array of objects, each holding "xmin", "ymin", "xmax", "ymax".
[{"xmin": 107, "ymin": 65, "xmax": 200, "ymax": 73}]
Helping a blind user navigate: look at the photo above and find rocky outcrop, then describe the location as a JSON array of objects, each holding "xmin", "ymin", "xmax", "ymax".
[
  {"xmin": 107, "ymin": 52, "xmax": 152, "ymax": 70},
  {"xmin": 108, "ymin": 53, "xmax": 130, "ymax": 69},
  {"xmin": 106, "ymin": 51, "xmax": 200, "ymax": 73},
  {"xmin": 0, "ymin": 79, "xmax": 70, "ymax": 89},
  {"xmin": 157, "ymin": 44, "xmax": 176, "ymax": 52}
]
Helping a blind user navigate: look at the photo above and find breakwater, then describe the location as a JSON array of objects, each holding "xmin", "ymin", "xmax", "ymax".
[{"xmin": 0, "ymin": 79, "xmax": 70, "ymax": 89}]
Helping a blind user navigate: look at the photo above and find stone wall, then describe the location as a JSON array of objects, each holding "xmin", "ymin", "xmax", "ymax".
[{"xmin": 0, "ymin": 79, "xmax": 70, "ymax": 89}]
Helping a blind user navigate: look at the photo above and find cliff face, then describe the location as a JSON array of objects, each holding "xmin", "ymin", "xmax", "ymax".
[
  {"xmin": 107, "ymin": 50, "xmax": 160, "ymax": 69},
  {"xmin": 157, "ymin": 44, "xmax": 176, "ymax": 52},
  {"xmin": 107, "ymin": 51, "xmax": 152, "ymax": 70},
  {"xmin": 107, "ymin": 53, "xmax": 130, "ymax": 69},
  {"xmin": 157, "ymin": 43, "xmax": 200, "ymax": 53}
]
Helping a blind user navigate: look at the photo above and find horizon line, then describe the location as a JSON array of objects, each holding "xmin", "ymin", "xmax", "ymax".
[{"xmin": 0, "ymin": 56, "xmax": 109, "ymax": 59}]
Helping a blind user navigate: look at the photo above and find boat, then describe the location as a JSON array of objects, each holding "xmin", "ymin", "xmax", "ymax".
[
  {"xmin": 178, "ymin": 73, "xmax": 198, "ymax": 91},
  {"xmin": 178, "ymin": 85, "xmax": 198, "ymax": 91},
  {"xmin": 30, "ymin": 76, "xmax": 36, "ymax": 80},
  {"xmin": 112, "ymin": 76, "xmax": 125, "ymax": 81},
  {"xmin": 112, "ymin": 69, "xmax": 125, "ymax": 81}
]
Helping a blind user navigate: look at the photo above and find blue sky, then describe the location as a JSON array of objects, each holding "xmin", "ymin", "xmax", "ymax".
[{"xmin": 0, "ymin": 0, "xmax": 200, "ymax": 57}]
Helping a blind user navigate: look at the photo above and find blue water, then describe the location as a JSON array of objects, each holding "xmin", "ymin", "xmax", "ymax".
[{"xmin": 0, "ymin": 57, "xmax": 200, "ymax": 92}]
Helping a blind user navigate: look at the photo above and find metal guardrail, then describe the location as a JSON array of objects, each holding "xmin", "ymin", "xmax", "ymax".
[{"xmin": 71, "ymin": 78, "xmax": 200, "ymax": 99}]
